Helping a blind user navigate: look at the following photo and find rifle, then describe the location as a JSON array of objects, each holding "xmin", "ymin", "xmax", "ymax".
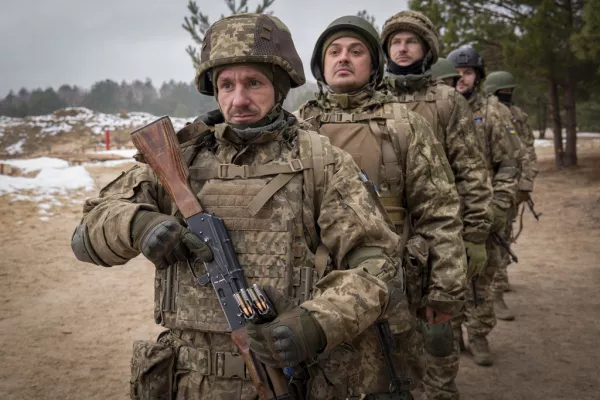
[
  {"xmin": 492, "ymin": 232, "xmax": 519, "ymax": 264},
  {"xmin": 471, "ymin": 276, "xmax": 479, "ymax": 307},
  {"xmin": 526, "ymin": 197, "xmax": 542, "ymax": 220},
  {"xmin": 374, "ymin": 320, "xmax": 412, "ymax": 399},
  {"xmin": 131, "ymin": 116, "xmax": 290, "ymax": 400}
]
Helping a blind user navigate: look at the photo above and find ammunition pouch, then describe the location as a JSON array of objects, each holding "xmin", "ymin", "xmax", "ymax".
[{"xmin": 130, "ymin": 340, "xmax": 175, "ymax": 400}]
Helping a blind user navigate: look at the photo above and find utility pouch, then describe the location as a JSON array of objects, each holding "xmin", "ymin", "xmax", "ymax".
[{"xmin": 130, "ymin": 340, "xmax": 175, "ymax": 400}]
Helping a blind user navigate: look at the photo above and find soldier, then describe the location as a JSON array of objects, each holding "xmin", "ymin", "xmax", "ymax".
[
  {"xmin": 71, "ymin": 13, "xmax": 417, "ymax": 400},
  {"xmin": 431, "ymin": 58, "xmax": 461, "ymax": 87},
  {"xmin": 484, "ymin": 71, "xmax": 539, "ymax": 319},
  {"xmin": 379, "ymin": 10, "xmax": 492, "ymax": 398},
  {"xmin": 296, "ymin": 15, "xmax": 468, "ymax": 400},
  {"xmin": 448, "ymin": 46, "xmax": 520, "ymax": 366}
]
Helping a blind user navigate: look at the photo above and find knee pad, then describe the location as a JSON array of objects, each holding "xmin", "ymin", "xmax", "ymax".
[{"xmin": 421, "ymin": 320, "xmax": 454, "ymax": 357}]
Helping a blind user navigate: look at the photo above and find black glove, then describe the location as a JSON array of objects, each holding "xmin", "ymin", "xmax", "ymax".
[
  {"xmin": 194, "ymin": 109, "xmax": 225, "ymax": 126},
  {"xmin": 131, "ymin": 211, "xmax": 213, "ymax": 270},
  {"xmin": 246, "ymin": 285, "xmax": 326, "ymax": 368}
]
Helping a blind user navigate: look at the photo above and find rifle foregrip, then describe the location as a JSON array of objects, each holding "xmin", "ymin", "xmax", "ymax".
[{"xmin": 130, "ymin": 116, "xmax": 202, "ymax": 218}]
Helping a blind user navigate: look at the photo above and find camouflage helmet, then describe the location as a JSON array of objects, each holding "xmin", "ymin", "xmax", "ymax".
[
  {"xmin": 195, "ymin": 14, "xmax": 305, "ymax": 95},
  {"xmin": 483, "ymin": 71, "xmax": 517, "ymax": 95},
  {"xmin": 311, "ymin": 15, "xmax": 385, "ymax": 86},
  {"xmin": 447, "ymin": 46, "xmax": 486, "ymax": 78},
  {"xmin": 431, "ymin": 58, "xmax": 460, "ymax": 80},
  {"xmin": 380, "ymin": 10, "xmax": 440, "ymax": 64}
]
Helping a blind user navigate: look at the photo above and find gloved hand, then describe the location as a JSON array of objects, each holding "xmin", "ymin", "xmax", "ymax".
[
  {"xmin": 516, "ymin": 190, "xmax": 531, "ymax": 205},
  {"xmin": 491, "ymin": 205, "xmax": 508, "ymax": 233},
  {"xmin": 131, "ymin": 211, "xmax": 213, "ymax": 270},
  {"xmin": 246, "ymin": 285, "xmax": 326, "ymax": 368},
  {"xmin": 194, "ymin": 109, "xmax": 225, "ymax": 126},
  {"xmin": 464, "ymin": 241, "xmax": 487, "ymax": 279}
]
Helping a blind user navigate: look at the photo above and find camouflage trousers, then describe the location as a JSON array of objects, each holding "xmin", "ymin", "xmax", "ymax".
[
  {"xmin": 418, "ymin": 328, "xmax": 460, "ymax": 400},
  {"xmin": 391, "ymin": 301, "xmax": 460, "ymax": 400},
  {"xmin": 462, "ymin": 235, "xmax": 503, "ymax": 338}
]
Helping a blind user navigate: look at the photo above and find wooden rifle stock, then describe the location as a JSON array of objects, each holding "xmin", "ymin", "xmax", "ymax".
[{"xmin": 130, "ymin": 116, "xmax": 290, "ymax": 400}]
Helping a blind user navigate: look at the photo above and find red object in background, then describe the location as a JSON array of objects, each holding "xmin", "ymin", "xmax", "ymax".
[{"xmin": 105, "ymin": 130, "xmax": 111, "ymax": 150}]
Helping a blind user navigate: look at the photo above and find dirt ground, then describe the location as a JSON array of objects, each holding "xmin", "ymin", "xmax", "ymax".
[{"xmin": 1, "ymin": 146, "xmax": 599, "ymax": 400}]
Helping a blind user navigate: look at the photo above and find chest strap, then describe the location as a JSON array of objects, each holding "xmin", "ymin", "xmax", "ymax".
[
  {"xmin": 319, "ymin": 112, "xmax": 394, "ymax": 123},
  {"xmin": 189, "ymin": 155, "xmax": 335, "ymax": 180}
]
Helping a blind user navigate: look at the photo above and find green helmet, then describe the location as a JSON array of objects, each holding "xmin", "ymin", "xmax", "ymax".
[
  {"xmin": 311, "ymin": 15, "xmax": 385, "ymax": 86},
  {"xmin": 195, "ymin": 14, "xmax": 305, "ymax": 95},
  {"xmin": 380, "ymin": 10, "xmax": 440, "ymax": 65},
  {"xmin": 431, "ymin": 58, "xmax": 460, "ymax": 80},
  {"xmin": 484, "ymin": 71, "xmax": 517, "ymax": 95}
]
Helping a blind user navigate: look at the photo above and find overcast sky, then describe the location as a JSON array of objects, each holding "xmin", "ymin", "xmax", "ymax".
[{"xmin": 0, "ymin": 0, "xmax": 408, "ymax": 97}]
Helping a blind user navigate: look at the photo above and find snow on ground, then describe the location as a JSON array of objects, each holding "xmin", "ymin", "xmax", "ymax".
[
  {"xmin": 6, "ymin": 139, "xmax": 25, "ymax": 155},
  {"xmin": 83, "ymin": 159, "xmax": 136, "ymax": 168},
  {"xmin": 0, "ymin": 156, "xmax": 123, "ymax": 221},
  {"xmin": 1, "ymin": 157, "xmax": 70, "ymax": 172},
  {"xmin": 0, "ymin": 165, "xmax": 94, "ymax": 195},
  {"xmin": 0, "ymin": 107, "xmax": 193, "ymax": 138},
  {"xmin": 89, "ymin": 149, "xmax": 137, "ymax": 158}
]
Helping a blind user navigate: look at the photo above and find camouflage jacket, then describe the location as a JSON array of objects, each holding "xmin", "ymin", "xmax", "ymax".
[
  {"xmin": 296, "ymin": 88, "xmax": 467, "ymax": 316},
  {"xmin": 75, "ymin": 115, "xmax": 416, "ymax": 396},
  {"xmin": 381, "ymin": 73, "xmax": 492, "ymax": 245},
  {"xmin": 488, "ymin": 96, "xmax": 535, "ymax": 193},
  {"xmin": 468, "ymin": 93, "xmax": 519, "ymax": 209},
  {"xmin": 510, "ymin": 104, "xmax": 538, "ymax": 190}
]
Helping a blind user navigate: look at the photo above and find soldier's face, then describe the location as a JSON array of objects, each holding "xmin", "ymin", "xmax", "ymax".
[
  {"xmin": 323, "ymin": 37, "xmax": 372, "ymax": 93},
  {"xmin": 388, "ymin": 31, "xmax": 425, "ymax": 66},
  {"xmin": 216, "ymin": 65, "xmax": 276, "ymax": 125},
  {"xmin": 456, "ymin": 67, "xmax": 476, "ymax": 94}
]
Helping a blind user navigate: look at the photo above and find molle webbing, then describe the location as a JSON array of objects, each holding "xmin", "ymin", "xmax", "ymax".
[
  {"xmin": 189, "ymin": 156, "xmax": 335, "ymax": 180},
  {"xmin": 395, "ymin": 84, "xmax": 450, "ymax": 103},
  {"xmin": 318, "ymin": 112, "xmax": 394, "ymax": 123}
]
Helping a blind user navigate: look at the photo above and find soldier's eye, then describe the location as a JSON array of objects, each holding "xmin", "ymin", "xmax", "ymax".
[{"xmin": 248, "ymin": 80, "xmax": 260, "ymax": 87}]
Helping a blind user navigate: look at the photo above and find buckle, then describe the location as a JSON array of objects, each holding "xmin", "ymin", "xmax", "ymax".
[
  {"xmin": 213, "ymin": 351, "xmax": 247, "ymax": 379},
  {"xmin": 289, "ymin": 159, "xmax": 304, "ymax": 172},
  {"xmin": 218, "ymin": 164, "xmax": 249, "ymax": 179}
]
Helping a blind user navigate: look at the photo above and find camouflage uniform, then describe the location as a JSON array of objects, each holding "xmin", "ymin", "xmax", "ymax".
[
  {"xmin": 487, "ymin": 96, "xmax": 529, "ymax": 299},
  {"xmin": 297, "ymin": 15, "xmax": 468, "ymax": 400},
  {"xmin": 72, "ymin": 14, "xmax": 412, "ymax": 400},
  {"xmin": 483, "ymin": 72, "xmax": 539, "ymax": 298},
  {"xmin": 379, "ymin": 11, "xmax": 492, "ymax": 399},
  {"xmin": 463, "ymin": 92, "xmax": 520, "ymax": 341}
]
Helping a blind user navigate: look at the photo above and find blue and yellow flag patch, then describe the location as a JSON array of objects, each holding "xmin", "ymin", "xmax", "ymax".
[{"xmin": 506, "ymin": 126, "xmax": 517, "ymax": 134}]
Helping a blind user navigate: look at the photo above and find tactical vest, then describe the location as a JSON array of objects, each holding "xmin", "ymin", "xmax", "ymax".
[
  {"xmin": 154, "ymin": 126, "xmax": 336, "ymax": 333},
  {"xmin": 393, "ymin": 83, "xmax": 454, "ymax": 144},
  {"xmin": 299, "ymin": 101, "xmax": 411, "ymax": 241}
]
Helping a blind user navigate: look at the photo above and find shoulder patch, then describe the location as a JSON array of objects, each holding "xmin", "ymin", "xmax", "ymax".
[
  {"xmin": 474, "ymin": 117, "xmax": 483, "ymax": 123},
  {"xmin": 506, "ymin": 126, "xmax": 517, "ymax": 134}
]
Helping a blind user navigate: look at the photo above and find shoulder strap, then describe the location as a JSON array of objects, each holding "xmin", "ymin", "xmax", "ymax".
[
  {"xmin": 388, "ymin": 103, "xmax": 410, "ymax": 174},
  {"xmin": 387, "ymin": 103, "xmax": 413, "ymax": 255},
  {"xmin": 435, "ymin": 85, "xmax": 453, "ymax": 128},
  {"xmin": 298, "ymin": 129, "xmax": 331, "ymax": 279}
]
